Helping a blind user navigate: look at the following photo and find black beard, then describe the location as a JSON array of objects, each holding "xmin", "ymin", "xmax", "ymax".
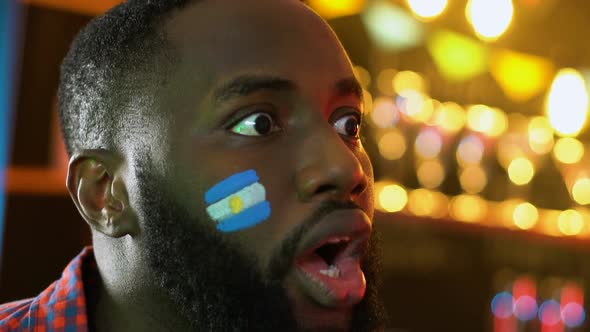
[{"xmin": 135, "ymin": 158, "xmax": 387, "ymax": 331}]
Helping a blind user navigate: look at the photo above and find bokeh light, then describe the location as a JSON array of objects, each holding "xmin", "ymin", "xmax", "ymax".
[
  {"xmin": 456, "ymin": 134, "xmax": 485, "ymax": 166},
  {"xmin": 362, "ymin": 0, "xmax": 424, "ymax": 52},
  {"xmin": 491, "ymin": 292, "xmax": 514, "ymax": 319},
  {"xmin": 528, "ymin": 116, "xmax": 554, "ymax": 154},
  {"xmin": 415, "ymin": 127, "xmax": 442, "ymax": 159},
  {"xmin": 378, "ymin": 129, "xmax": 407, "ymax": 160},
  {"xmin": 497, "ymin": 136, "xmax": 525, "ymax": 170},
  {"xmin": 371, "ymin": 97, "xmax": 400, "ymax": 128},
  {"xmin": 308, "ymin": 0, "xmax": 367, "ymax": 19},
  {"xmin": 513, "ymin": 202, "xmax": 538, "ymax": 230},
  {"xmin": 507, "ymin": 157, "xmax": 535, "ymax": 185},
  {"xmin": 546, "ymin": 68, "xmax": 589, "ymax": 137},
  {"xmin": 490, "ymin": 49, "xmax": 555, "ymax": 102},
  {"xmin": 379, "ymin": 184, "xmax": 408, "ymax": 213},
  {"xmin": 459, "ymin": 165, "xmax": 487, "ymax": 194},
  {"xmin": 466, "ymin": 104, "xmax": 508, "ymax": 137},
  {"xmin": 557, "ymin": 209, "xmax": 585, "ymax": 236},
  {"xmin": 514, "ymin": 295, "xmax": 538, "ymax": 321},
  {"xmin": 377, "ymin": 68, "xmax": 398, "ymax": 95},
  {"xmin": 396, "ymin": 90, "xmax": 434, "ymax": 123},
  {"xmin": 353, "ymin": 65, "xmax": 371, "ymax": 89},
  {"xmin": 393, "ymin": 70, "xmax": 426, "ymax": 95},
  {"xmin": 539, "ymin": 300, "xmax": 562, "ymax": 326},
  {"xmin": 408, "ymin": 188, "xmax": 448, "ymax": 218},
  {"xmin": 450, "ymin": 194, "xmax": 487, "ymax": 223},
  {"xmin": 427, "ymin": 29, "xmax": 489, "ymax": 82},
  {"xmin": 561, "ymin": 302, "xmax": 586, "ymax": 328},
  {"xmin": 466, "ymin": 0, "xmax": 514, "ymax": 41},
  {"xmin": 432, "ymin": 102, "xmax": 466, "ymax": 134},
  {"xmin": 407, "ymin": 0, "xmax": 447, "ymax": 21},
  {"xmin": 417, "ymin": 159, "xmax": 446, "ymax": 189},
  {"xmin": 553, "ymin": 137, "xmax": 584, "ymax": 164},
  {"xmin": 572, "ymin": 178, "xmax": 590, "ymax": 205}
]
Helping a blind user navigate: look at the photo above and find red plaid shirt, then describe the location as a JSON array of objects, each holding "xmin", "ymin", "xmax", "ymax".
[{"xmin": 0, "ymin": 247, "xmax": 95, "ymax": 331}]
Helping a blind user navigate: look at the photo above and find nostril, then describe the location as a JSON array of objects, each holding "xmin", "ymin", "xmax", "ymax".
[
  {"xmin": 351, "ymin": 182, "xmax": 366, "ymax": 197},
  {"xmin": 315, "ymin": 184, "xmax": 336, "ymax": 195}
]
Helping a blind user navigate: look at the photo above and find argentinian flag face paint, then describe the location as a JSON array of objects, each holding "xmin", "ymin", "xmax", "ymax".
[{"xmin": 205, "ymin": 170, "xmax": 271, "ymax": 232}]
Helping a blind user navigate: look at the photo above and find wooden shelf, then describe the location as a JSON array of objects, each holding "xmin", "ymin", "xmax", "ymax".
[
  {"xmin": 5, "ymin": 166, "xmax": 68, "ymax": 195},
  {"xmin": 22, "ymin": 0, "xmax": 123, "ymax": 15}
]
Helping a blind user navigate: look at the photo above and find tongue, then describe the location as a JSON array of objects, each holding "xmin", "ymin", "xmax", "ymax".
[{"xmin": 296, "ymin": 253, "xmax": 366, "ymax": 307}]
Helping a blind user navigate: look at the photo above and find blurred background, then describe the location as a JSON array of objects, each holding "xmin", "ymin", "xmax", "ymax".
[{"xmin": 1, "ymin": 0, "xmax": 590, "ymax": 331}]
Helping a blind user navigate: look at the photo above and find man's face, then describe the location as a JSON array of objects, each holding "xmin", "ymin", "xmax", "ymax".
[{"xmin": 131, "ymin": 0, "xmax": 381, "ymax": 330}]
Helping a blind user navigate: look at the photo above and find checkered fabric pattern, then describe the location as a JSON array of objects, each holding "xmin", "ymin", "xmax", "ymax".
[{"xmin": 0, "ymin": 247, "xmax": 95, "ymax": 331}]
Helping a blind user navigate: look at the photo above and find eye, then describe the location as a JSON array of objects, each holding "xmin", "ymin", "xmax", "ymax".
[
  {"xmin": 333, "ymin": 114, "xmax": 361, "ymax": 138},
  {"xmin": 230, "ymin": 112, "xmax": 279, "ymax": 136}
]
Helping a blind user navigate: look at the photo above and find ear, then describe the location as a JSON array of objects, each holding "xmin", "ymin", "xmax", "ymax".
[{"xmin": 67, "ymin": 150, "xmax": 139, "ymax": 238}]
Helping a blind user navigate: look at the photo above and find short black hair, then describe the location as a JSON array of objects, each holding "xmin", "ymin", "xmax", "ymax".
[
  {"xmin": 58, "ymin": 0, "xmax": 198, "ymax": 156},
  {"xmin": 59, "ymin": 0, "xmax": 308, "ymax": 157}
]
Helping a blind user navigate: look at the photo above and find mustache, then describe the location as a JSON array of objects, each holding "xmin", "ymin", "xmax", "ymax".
[{"xmin": 267, "ymin": 200, "xmax": 364, "ymax": 281}]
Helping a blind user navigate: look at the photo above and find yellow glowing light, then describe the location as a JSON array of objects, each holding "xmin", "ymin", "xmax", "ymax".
[
  {"xmin": 373, "ymin": 180, "xmax": 391, "ymax": 211},
  {"xmin": 498, "ymin": 199, "xmax": 522, "ymax": 228},
  {"xmin": 528, "ymin": 116, "xmax": 554, "ymax": 155},
  {"xmin": 572, "ymin": 178, "xmax": 590, "ymax": 205},
  {"xmin": 553, "ymin": 137, "xmax": 584, "ymax": 164},
  {"xmin": 415, "ymin": 128, "xmax": 442, "ymax": 159},
  {"xmin": 507, "ymin": 157, "xmax": 534, "ymax": 185},
  {"xmin": 432, "ymin": 102, "xmax": 466, "ymax": 134},
  {"xmin": 397, "ymin": 90, "xmax": 428, "ymax": 120},
  {"xmin": 513, "ymin": 202, "xmax": 538, "ymax": 230},
  {"xmin": 546, "ymin": 68, "xmax": 589, "ymax": 137},
  {"xmin": 377, "ymin": 69, "xmax": 398, "ymax": 95},
  {"xmin": 393, "ymin": 70, "xmax": 426, "ymax": 94},
  {"xmin": 378, "ymin": 129, "xmax": 407, "ymax": 160},
  {"xmin": 456, "ymin": 135, "xmax": 484, "ymax": 166},
  {"xmin": 363, "ymin": 89, "xmax": 373, "ymax": 113},
  {"xmin": 558, "ymin": 209, "xmax": 585, "ymax": 236},
  {"xmin": 427, "ymin": 29, "xmax": 489, "ymax": 82},
  {"xmin": 466, "ymin": 0, "xmax": 514, "ymax": 41},
  {"xmin": 308, "ymin": 0, "xmax": 367, "ymax": 19},
  {"xmin": 496, "ymin": 136, "xmax": 525, "ymax": 170},
  {"xmin": 417, "ymin": 159, "xmax": 446, "ymax": 189},
  {"xmin": 371, "ymin": 97, "xmax": 400, "ymax": 128},
  {"xmin": 353, "ymin": 66, "xmax": 371, "ymax": 89},
  {"xmin": 379, "ymin": 184, "xmax": 408, "ymax": 212},
  {"xmin": 450, "ymin": 194, "xmax": 487, "ymax": 223},
  {"xmin": 408, "ymin": 189, "xmax": 448, "ymax": 218},
  {"xmin": 407, "ymin": 0, "xmax": 447, "ymax": 21},
  {"xmin": 408, "ymin": 188, "xmax": 435, "ymax": 216},
  {"xmin": 362, "ymin": 0, "xmax": 424, "ymax": 52},
  {"xmin": 466, "ymin": 104, "xmax": 507, "ymax": 137},
  {"xmin": 459, "ymin": 165, "xmax": 487, "ymax": 194},
  {"xmin": 490, "ymin": 49, "xmax": 554, "ymax": 102}
]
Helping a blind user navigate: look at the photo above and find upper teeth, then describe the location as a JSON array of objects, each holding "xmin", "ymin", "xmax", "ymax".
[
  {"xmin": 319, "ymin": 265, "xmax": 341, "ymax": 278},
  {"xmin": 326, "ymin": 236, "xmax": 350, "ymax": 244}
]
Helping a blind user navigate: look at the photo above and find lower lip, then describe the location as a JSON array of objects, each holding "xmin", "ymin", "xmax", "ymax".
[{"xmin": 293, "ymin": 255, "xmax": 366, "ymax": 308}]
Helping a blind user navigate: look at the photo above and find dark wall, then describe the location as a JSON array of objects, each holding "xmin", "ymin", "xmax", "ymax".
[{"xmin": 0, "ymin": 5, "xmax": 91, "ymax": 302}]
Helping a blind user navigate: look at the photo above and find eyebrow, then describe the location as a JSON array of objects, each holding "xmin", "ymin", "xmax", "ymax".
[
  {"xmin": 333, "ymin": 76, "xmax": 363, "ymax": 102},
  {"xmin": 212, "ymin": 75, "xmax": 296, "ymax": 105},
  {"xmin": 211, "ymin": 74, "xmax": 363, "ymax": 105}
]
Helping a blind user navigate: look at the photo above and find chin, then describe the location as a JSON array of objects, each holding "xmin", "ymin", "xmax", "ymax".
[{"xmin": 294, "ymin": 307, "xmax": 352, "ymax": 332}]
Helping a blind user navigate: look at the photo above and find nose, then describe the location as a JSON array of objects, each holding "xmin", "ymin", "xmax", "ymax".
[{"xmin": 294, "ymin": 125, "xmax": 369, "ymax": 203}]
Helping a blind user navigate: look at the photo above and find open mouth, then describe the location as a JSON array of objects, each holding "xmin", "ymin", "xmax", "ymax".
[{"xmin": 293, "ymin": 209, "xmax": 371, "ymax": 308}]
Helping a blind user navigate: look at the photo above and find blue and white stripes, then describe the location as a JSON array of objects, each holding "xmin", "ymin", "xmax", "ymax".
[{"xmin": 205, "ymin": 170, "xmax": 271, "ymax": 232}]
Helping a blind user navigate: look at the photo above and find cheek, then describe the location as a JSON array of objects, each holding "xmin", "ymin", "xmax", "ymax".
[{"xmin": 203, "ymin": 169, "xmax": 272, "ymax": 233}]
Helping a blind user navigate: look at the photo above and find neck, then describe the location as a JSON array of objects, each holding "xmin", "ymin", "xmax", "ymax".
[
  {"xmin": 89, "ymin": 237, "xmax": 193, "ymax": 332},
  {"xmin": 88, "ymin": 271, "xmax": 193, "ymax": 332}
]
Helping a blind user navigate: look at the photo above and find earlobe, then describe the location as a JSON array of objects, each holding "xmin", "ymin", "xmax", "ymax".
[{"xmin": 67, "ymin": 151, "xmax": 139, "ymax": 238}]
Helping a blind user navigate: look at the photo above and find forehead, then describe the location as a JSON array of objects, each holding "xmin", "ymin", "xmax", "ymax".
[{"xmin": 163, "ymin": 0, "xmax": 353, "ymax": 91}]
